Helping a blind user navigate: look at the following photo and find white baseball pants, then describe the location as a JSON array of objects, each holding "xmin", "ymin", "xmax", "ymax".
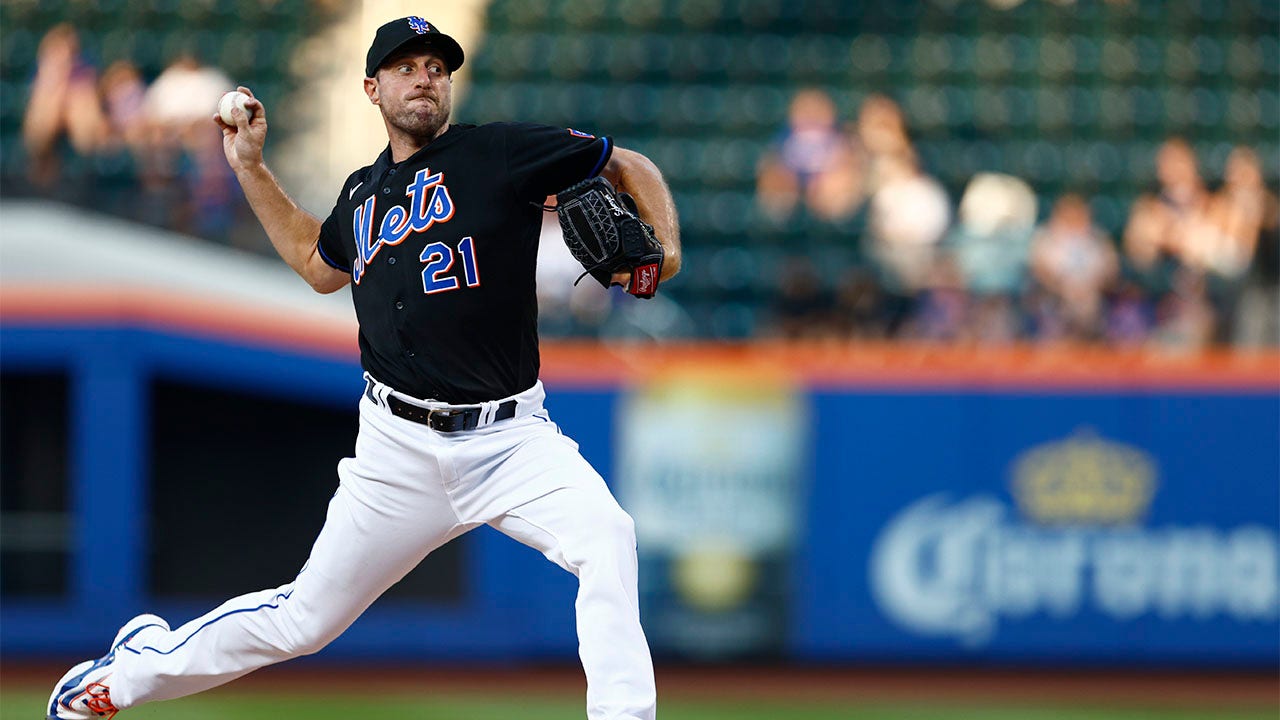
[{"xmin": 110, "ymin": 377, "xmax": 656, "ymax": 720}]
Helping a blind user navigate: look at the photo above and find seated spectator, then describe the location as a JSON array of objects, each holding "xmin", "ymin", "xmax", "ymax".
[
  {"xmin": 1224, "ymin": 149, "xmax": 1280, "ymax": 347},
  {"xmin": 948, "ymin": 172, "xmax": 1037, "ymax": 297},
  {"xmin": 1122, "ymin": 137, "xmax": 1210, "ymax": 289},
  {"xmin": 943, "ymin": 173, "xmax": 1037, "ymax": 345},
  {"xmin": 1199, "ymin": 147, "xmax": 1268, "ymax": 279},
  {"xmin": 141, "ymin": 54, "xmax": 239, "ymax": 241},
  {"xmin": 756, "ymin": 88, "xmax": 860, "ymax": 222},
  {"xmin": 98, "ymin": 60, "xmax": 148, "ymax": 153},
  {"xmin": 22, "ymin": 24, "xmax": 107, "ymax": 189},
  {"xmin": 852, "ymin": 93, "xmax": 914, "ymax": 192},
  {"xmin": 865, "ymin": 150, "xmax": 951, "ymax": 330},
  {"xmin": 1201, "ymin": 146, "xmax": 1279, "ymax": 344},
  {"xmin": 1029, "ymin": 193, "xmax": 1119, "ymax": 342}
]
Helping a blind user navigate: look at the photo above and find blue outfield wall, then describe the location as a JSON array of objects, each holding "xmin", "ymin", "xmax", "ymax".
[
  {"xmin": 1, "ymin": 323, "xmax": 1277, "ymax": 666},
  {"xmin": 798, "ymin": 391, "xmax": 1279, "ymax": 665}
]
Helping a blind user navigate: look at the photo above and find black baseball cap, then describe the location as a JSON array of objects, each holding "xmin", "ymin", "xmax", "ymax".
[{"xmin": 365, "ymin": 17, "xmax": 465, "ymax": 78}]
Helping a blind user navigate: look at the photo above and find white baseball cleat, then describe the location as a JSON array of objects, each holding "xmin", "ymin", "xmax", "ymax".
[{"xmin": 47, "ymin": 614, "xmax": 169, "ymax": 719}]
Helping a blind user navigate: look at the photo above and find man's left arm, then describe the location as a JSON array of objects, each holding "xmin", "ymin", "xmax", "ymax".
[{"xmin": 600, "ymin": 147, "xmax": 682, "ymax": 282}]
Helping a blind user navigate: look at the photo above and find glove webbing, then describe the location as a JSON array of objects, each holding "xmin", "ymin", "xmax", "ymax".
[{"xmin": 535, "ymin": 200, "xmax": 613, "ymax": 286}]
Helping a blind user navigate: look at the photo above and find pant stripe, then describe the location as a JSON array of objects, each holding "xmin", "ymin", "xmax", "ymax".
[{"xmin": 120, "ymin": 588, "xmax": 295, "ymax": 656}]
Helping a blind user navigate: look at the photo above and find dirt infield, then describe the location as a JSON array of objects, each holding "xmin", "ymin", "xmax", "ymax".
[{"xmin": 8, "ymin": 662, "xmax": 1274, "ymax": 709}]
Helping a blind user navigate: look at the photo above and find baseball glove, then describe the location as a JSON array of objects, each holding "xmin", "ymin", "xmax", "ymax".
[{"xmin": 555, "ymin": 177, "xmax": 664, "ymax": 298}]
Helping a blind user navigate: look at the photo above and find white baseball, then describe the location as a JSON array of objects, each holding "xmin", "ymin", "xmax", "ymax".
[{"xmin": 218, "ymin": 91, "xmax": 254, "ymax": 124}]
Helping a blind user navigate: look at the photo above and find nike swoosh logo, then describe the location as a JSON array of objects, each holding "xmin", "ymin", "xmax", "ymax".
[{"xmin": 349, "ymin": 182, "xmax": 363, "ymax": 199}]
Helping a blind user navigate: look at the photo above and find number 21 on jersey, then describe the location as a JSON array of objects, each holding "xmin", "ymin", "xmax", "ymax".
[{"xmin": 420, "ymin": 236, "xmax": 480, "ymax": 294}]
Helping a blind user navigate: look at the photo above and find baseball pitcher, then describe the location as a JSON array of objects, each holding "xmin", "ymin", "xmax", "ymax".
[{"xmin": 48, "ymin": 17, "xmax": 679, "ymax": 720}]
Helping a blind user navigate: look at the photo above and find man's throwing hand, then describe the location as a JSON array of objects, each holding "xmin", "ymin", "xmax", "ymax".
[{"xmin": 213, "ymin": 85, "xmax": 267, "ymax": 171}]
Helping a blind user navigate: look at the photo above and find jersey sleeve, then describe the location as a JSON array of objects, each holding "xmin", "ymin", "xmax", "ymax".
[
  {"xmin": 316, "ymin": 184, "xmax": 353, "ymax": 273},
  {"xmin": 316, "ymin": 211, "xmax": 348, "ymax": 272},
  {"xmin": 501, "ymin": 122, "xmax": 613, "ymax": 202}
]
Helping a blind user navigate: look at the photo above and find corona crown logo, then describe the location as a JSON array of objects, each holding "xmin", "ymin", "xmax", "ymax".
[{"xmin": 1011, "ymin": 428, "xmax": 1156, "ymax": 525}]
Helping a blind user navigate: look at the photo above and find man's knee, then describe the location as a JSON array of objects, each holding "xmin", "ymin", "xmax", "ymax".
[
  {"xmin": 590, "ymin": 504, "xmax": 637, "ymax": 559},
  {"xmin": 278, "ymin": 593, "xmax": 350, "ymax": 656}
]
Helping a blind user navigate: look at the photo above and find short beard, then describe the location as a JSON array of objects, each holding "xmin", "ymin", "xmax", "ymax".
[{"xmin": 387, "ymin": 98, "xmax": 450, "ymax": 142}]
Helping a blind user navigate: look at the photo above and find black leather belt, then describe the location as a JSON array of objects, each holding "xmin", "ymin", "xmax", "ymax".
[{"xmin": 386, "ymin": 395, "xmax": 517, "ymax": 432}]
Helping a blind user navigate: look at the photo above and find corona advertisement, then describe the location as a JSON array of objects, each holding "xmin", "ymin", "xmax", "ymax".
[
  {"xmin": 796, "ymin": 391, "xmax": 1279, "ymax": 665},
  {"xmin": 871, "ymin": 429, "xmax": 1278, "ymax": 647}
]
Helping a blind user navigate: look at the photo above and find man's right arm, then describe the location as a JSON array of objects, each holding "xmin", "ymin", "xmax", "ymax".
[{"xmin": 215, "ymin": 86, "xmax": 349, "ymax": 294}]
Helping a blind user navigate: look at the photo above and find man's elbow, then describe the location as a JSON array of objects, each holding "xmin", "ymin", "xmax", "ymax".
[
  {"xmin": 312, "ymin": 279, "xmax": 349, "ymax": 295},
  {"xmin": 663, "ymin": 245, "xmax": 682, "ymax": 279},
  {"xmin": 306, "ymin": 271, "xmax": 349, "ymax": 294}
]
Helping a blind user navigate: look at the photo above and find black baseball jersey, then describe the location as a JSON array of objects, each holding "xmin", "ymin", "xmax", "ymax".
[{"xmin": 316, "ymin": 122, "xmax": 612, "ymax": 403}]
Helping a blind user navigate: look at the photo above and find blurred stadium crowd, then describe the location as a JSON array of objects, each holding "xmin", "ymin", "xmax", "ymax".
[{"xmin": 2, "ymin": 0, "xmax": 1276, "ymax": 348}]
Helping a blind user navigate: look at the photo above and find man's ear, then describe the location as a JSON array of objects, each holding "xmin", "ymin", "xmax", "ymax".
[{"xmin": 363, "ymin": 76, "xmax": 379, "ymax": 106}]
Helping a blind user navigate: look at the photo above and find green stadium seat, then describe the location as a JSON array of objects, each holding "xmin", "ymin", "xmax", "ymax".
[
  {"xmin": 656, "ymin": 137, "xmax": 701, "ymax": 184},
  {"xmin": 615, "ymin": 0, "xmax": 664, "ymax": 30},
  {"xmin": 706, "ymin": 301, "xmax": 759, "ymax": 340},
  {"xmin": 1258, "ymin": 89, "xmax": 1278, "ymax": 129},
  {"xmin": 671, "ymin": 0, "xmax": 725, "ymax": 30},
  {"xmin": 603, "ymin": 33, "xmax": 655, "ymax": 82},
  {"xmin": 848, "ymin": 33, "xmax": 892, "ymax": 80},
  {"xmin": 1070, "ymin": 34, "xmax": 1102, "ymax": 77},
  {"xmin": 2, "ymin": 30, "xmax": 37, "ymax": 80},
  {"xmin": 1192, "ymin": 35, "xmax": 1226, "ymax": 76},
  {"xmin": 707, "ymin": 246, "xmax": 759, "ymax": 293},
  {"xmin": 1012, "ymin": 140, "xmax": 1066, "ymax": 185},
  {"xmin": 702, "ymin": 190, "xmax": 755, "ymax": 236},
  {"xmin": 739, "ymin": 34, "xmax": 793, "ymax": 83},
  {"xmin": 1097, "ymin": 38, "xmax": 1137, "ymax": 82},
  {"xmin": 972, "ymin": 34, "xmax": 1014, "ymax": 80},
  {"xmin": 1259, "ymin": 35, "xmax": 1279, "ymax": 77},
  {"xmin": 783, "ymin": 35, "xmax": 831, "ymax": 84},
  {"xmin": 1224, "ymin": 37, "xmax": 1260, "ymax": 79},
  {"xmin": 1096, "ymin": 86, "xmax": 1132, "ymax": 133},
  {"xmin": 480, "ymin": 32, "xmax": 527, "ymax": 81},
  {"xmin": 0, "ymin": 134, "xmax": 25, "ymax": 176},
  {"xmin": 901, "ymin": 85, "xmax": 942, "ymax": 134},
  {"xmin": 495, "ymin": 0, "xmax": 555, "ymax": 32},
  {"xmin": 606, "ymin": 82, "xmax": 662, "ymax": 131},
  {"xmin": 909, "ymin": 34, "xmax": 950, "ymax": 81},
  {"xmin": 670, "ymin": 33, "xmax": 731, "ymax": 83},
  {"xmin": 562, "ymin": 82, "xmax": 608, "ymax": 124},
  {"xmin": 545, "ymin": 34, "xmax": 592, "ymax": 81},
  {"xmin": 0, "ymin": 80, "xmax": 25, "ymax": 123},
  {"xmin": 562, "ymin": 0, "xmax": 608, "ymax": 30},
  {"xmin": 1088, "ymin": 194, "xmax": 1127, "ymax": 236},
  {"xmin": 1191, "ymin": 87, "xmax": 1226, "ymax": 132}
]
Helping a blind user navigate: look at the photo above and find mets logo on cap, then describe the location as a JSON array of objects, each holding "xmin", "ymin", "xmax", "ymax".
[{"xmin": 408, "ymin": 16, "xmax": 432, "ymax": 34}]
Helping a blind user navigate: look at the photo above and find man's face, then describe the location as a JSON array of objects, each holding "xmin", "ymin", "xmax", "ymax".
[{"xmin": 368, "ymin": 48, "xmax": 452, "ymax": 139}]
